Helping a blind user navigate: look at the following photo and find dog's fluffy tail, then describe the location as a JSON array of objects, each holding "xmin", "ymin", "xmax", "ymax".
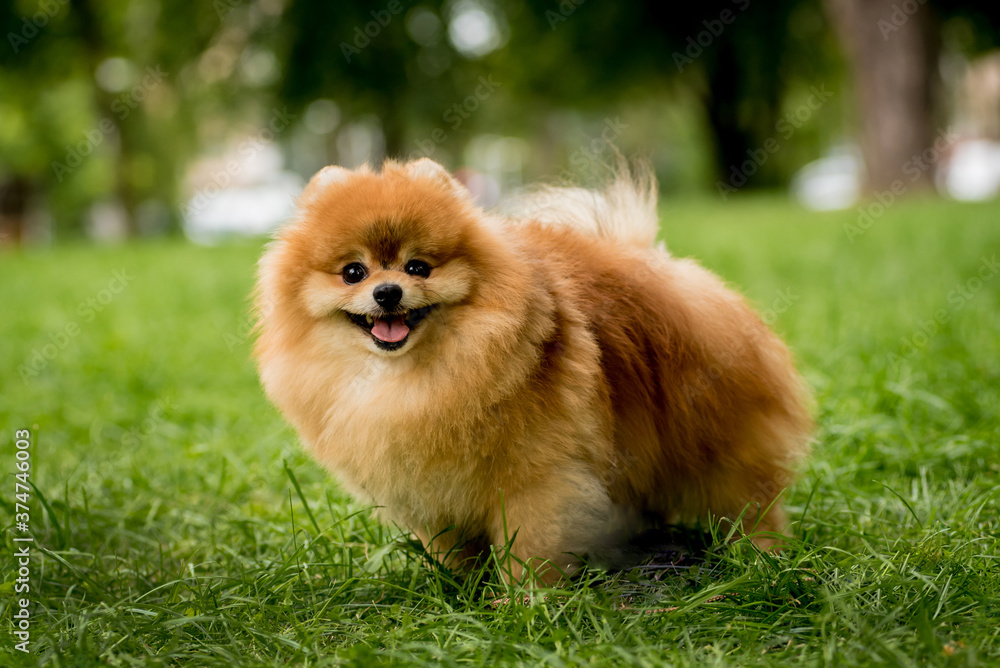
[{"xmin": 502, "ymin": 161, "xmax": 661, "ymax": 249}]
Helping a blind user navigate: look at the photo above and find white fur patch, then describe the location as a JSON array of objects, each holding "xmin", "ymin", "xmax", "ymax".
[{"xmin": 501, "ymin": 163, "xmax": 663, "ymax": 250}]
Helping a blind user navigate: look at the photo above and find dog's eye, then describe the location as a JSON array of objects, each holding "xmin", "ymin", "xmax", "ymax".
[
  {"xmin": 342, "ymin": 263, "xmax": 368, "ymax": 285},
  {"xmin": 405, "ymin": 259, "xmax": 431, "ymax": 278}
]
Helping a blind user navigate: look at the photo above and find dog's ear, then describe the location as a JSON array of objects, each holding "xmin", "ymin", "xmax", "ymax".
[
  {"xmin": 299, "ymin": 164, "xmax": 366, "ymax": 205},
  {"xmin": 405, "ymin": 158, "xmax": 454, "ymax": 182},
  {"xmin": 303, "ymin": 165, "xmax": 352, "ymax": 195},
  {"xmin": 312, "ymin": 164, "xmax": 353, "ymax": 187},
  {"xmin": 404, "ymin": 158, "xmax": 472, "ymax": 201}
]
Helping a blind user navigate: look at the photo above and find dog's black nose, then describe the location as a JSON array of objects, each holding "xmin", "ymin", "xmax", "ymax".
[{"xmin": 373, "ymin": 283, "xmax": 403, "ymax": 309}]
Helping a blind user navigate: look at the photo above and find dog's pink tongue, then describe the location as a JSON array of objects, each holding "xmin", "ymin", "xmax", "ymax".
[{"xmin": 371, "ymin": 317, "xmax": 410, "ymax": 343}]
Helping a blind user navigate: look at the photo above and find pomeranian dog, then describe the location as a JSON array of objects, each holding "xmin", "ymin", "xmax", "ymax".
[{"xmin": 254, "ymin": 158, "xmax": 812, "ymax": 584}]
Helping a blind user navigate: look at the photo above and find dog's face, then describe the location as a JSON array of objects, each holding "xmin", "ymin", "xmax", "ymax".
[{"xmin": 262, "ymin": 159, "xmax": 490, "ymax": 357}]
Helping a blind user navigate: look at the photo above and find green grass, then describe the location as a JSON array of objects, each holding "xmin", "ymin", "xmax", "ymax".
[{"xmin": 2, "ymin": 194, "xmax": 999, "ymax": 666}]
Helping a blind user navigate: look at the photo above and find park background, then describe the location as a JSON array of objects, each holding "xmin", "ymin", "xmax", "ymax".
[{"xmin": 1, "ymin": 0, "xmax": 999, "ymax": 666}]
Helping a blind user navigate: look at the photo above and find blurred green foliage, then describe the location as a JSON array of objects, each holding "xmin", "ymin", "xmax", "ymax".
[{"xmin": 1, "ymin": 0, "xmax": 999, "ymax": 240}]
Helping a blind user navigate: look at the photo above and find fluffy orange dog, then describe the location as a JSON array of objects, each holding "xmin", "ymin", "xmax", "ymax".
[{"xmin": 254, "ymin": 158, "xmax": 811, "ymax": 584}]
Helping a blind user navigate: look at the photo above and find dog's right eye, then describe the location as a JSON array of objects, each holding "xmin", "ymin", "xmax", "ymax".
[{"xmin": 342, "ymin": 263, "xmax": 368, "ymax": 285}]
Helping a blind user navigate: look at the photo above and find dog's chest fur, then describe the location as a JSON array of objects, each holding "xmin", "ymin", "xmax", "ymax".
[{"xmin": 314, "ymin": 364, "xmax": 508, "ymax": 529}]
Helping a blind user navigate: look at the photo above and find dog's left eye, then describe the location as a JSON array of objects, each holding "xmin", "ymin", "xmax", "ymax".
[
  {"xmin": 342, "ymin": 262, "xmax": 368, "ymax": 284},
  {"xmin": 405, "ymin": 259, "xmax": 431, "ymax": 278}
]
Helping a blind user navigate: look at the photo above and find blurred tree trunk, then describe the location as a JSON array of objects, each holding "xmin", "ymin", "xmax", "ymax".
[
  {"xmin": 705, "ymin": 41, "xmax": 755, "ymax": 188},
  {"xmin": 824, "ymin": 0, "xmax": 940, "ymax": 193},
  {"xmin": 78, "ymin": 0, "xmax": 139, "ymax": 237},
  {"xmin": 0, "ymin": 177, "xmax": 31, "ymax": 246},
  {"xmin": 704, "ymin": 39, "xmax": 783, "ymax": 190}
]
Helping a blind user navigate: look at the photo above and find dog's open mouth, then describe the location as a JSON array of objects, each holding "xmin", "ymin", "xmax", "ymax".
[{"xmin": 346, "ymin": 305, "xmax": 436, "ymax": 351}]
